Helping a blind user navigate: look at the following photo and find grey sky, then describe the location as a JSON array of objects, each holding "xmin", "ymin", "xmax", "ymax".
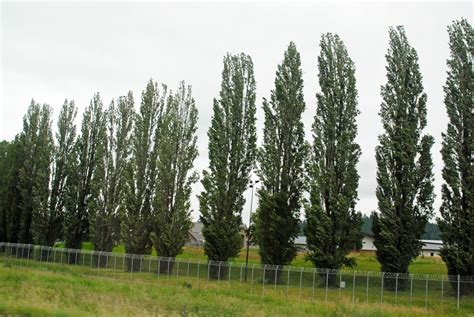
[{"xmin": 1, "ymin": 1, "xmax": 471, "ymax": 224}]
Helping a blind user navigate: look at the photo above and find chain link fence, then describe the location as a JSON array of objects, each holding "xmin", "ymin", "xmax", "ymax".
[{"xmin": 1, "ymin": 242, "xmax": 473, "ymax": 311}]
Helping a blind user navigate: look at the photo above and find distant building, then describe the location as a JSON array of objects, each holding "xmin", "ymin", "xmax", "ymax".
[
  {"xmin": 187, "ymin": 222, "xmax": 204, "ymax": 246},
  {"xmin": 420, "ymin": 240, "xmax": 442, "ymax": 257},
  {"xmin": 361, "ymin": 234, "xmax": 376, "ymax": 252},
  {"xmin": 295, "ymin": 236, "xmax": 307, "ymax": 251},
  {"xmin": 186, "ymin": 224, "xmax": 443, "ymax": 258}
]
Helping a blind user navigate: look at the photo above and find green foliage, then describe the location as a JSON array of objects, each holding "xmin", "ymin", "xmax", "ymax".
[
  {"xmin": 40, "ymin": 100, "xmax": 77, "ymax": 246},
  {"xmin": 1, "ymin": 137, "xmax": 23, "ymax": 243},
  {"xmin": 0, "ymin": 141, "xmax": 10, "ymax": 242},
  {"xmin": 17, "ymin": 101, "xmax": 54, "ymax": 244},
  {"xmin": 151, "ymin": 82, "xmax": 199, "ymax": 258},
  {"xmin": 306, "ymin": 33, "xmax": 363, "ymax": 273},
  {"xmin": 91, "ymin": 93, "xmax": 134, "ymax": 253},
  {"xmin": 64, "ymin": 94, "xmax": 106, "ymax": 251},
  {"xmin": 362, "ymin": 214, "xmax": 374, "ymax": 235},
  {"xmin": 123, "ymin": 80, "xmax": 165, "ymax": 257},
  {"xmin": 437, "ymin": 19, "xmax": 473, "ymax": 295},
  {"xmin": 255, "ymin": 42, "xmax": 307, "ymax": 268},
  {"xmin": 199, "ymin": 53, "xmax": 257, "ymax": 268},
  {"xmin": 373, "ymin": 26, "xmax": 435, "ymax": 289}
]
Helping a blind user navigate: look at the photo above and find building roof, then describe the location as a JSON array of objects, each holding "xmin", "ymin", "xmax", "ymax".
[
  {"xmin": 421, "ymin": 240, "xmax": 443, "ymax": 251},
  {"xmin": 189, "ymin": 222, "xmax": 204, "ymax": 242},
  {"xmin": 295, "ymin": 236, "xmax": 307, "ymax": 245}
]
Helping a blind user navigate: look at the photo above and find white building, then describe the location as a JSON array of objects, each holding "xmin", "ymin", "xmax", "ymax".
[
  {"xmin": 361, "ymin": 234, "xmax": 376, "ymax": 252},
  {"xmin": 420, "ymin": 240, "xmax": 443, "ymax": 257}
]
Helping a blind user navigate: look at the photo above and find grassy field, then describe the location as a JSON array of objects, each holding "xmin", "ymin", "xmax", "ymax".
[
  {"xmin": 0, "ymin": 258, "xmax": 471, "ymax": 317},
  {"xmin": 54, "ymin": 242, "xmax": 448, "ymax": 275}
]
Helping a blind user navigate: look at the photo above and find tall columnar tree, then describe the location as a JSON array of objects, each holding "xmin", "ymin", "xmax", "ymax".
[
  {"xmin": 0, "ymin": 140, "xmax": 10, "ymax": 242},
  {"xmin": 3, "ymin": 136, "xmax": 23, "ymax": 243},
  {"xmin": 254, "ymin": 42, "xmax": 307, "ymax": 276},
  {"xmin": 34, "ymin": 100, "xmax": 77, "ymax": 247},
  {"xmin": 437, "ymin": 19, "xmax": 473, "ymax": 295},
  {"xmin": 199, "ymin": 53, "xmax": 257, "ymax": 277},
  {"xmin": 306, "ymin": 33, "xmax": 363, "ymax": 279},
  {"xmin": 123, "ymin": 80, "xmax": 165, "ymax": 265},
  {"xmin": 373, "ymin": 26, "xmax": 434, "ymax": 290},
  {"xmin": 152, "ymin": 82, "xmax": 199, "ymax": 263},
  {"xmin": 18, "ymin": 101, "xmax": 54, "ymax": 245},
  {"xmin": 91, "ymin": 93, "xmax": 135, "ymax": 256},
  {"xmin": 64, "ymin": 94, "xmax": 106, "ymax": 253}
]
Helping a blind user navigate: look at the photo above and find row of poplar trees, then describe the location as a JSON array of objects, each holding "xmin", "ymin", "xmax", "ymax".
[
  {"xmin": 0, "ymin": 81, "xmax": 199, "ymax": 270},
  {"xmin": 199, "ymin": 19, "xmax": 472, "ymax": 294},
  {"xmin": 0, "ymin": 20, "xmax": 471, "ymax": 293}
]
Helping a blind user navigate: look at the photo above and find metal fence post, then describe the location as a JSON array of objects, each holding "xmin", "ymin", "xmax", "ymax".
[
  {"xmin": 380, "ymin": 272, "xmax": 384, "ymax": 304},
  {"xmin": 299, "ymin": 267, "xmax": 303, "ymax": 299},
  {"xmin": 157, "ymin": 257, "xmax": 161, "ymax": 281},
  {"xmin": 113, "ymin": 254, "xmax": 117, "ymax": 278},
  {"xmin": 457, "ymin": 275, "xmax": 460, "ymax": 310},
  {"xmin": 352, "ymin": 271, "xmax": 356, "ymax": 304},
  {"xmin": 196, "ymin": 260, "xmax": 200, "ymax": 287},
  {"xmin": 148, "ymin": 256, "xmax": 152, "ymax": 274},
  {"xmin": 441, "ymin": 275, "xmax": 444, "ymax": 304},
  {"xmin": 250, "ymin": 264, "xmax": 255, "ymax": 295},
  {"xmin": 425, "ymin": 277, "xmax": 428, "ymax": 309},
  {"xmin": 97, "ymin": 252, "xmax": 101, "ymax": 276},
  {"xmin": 207, "ymin": 261, "xmax": 210, "ymax": 281},
  {"xmin": 325, "ymin": 271, "xmax": 329, "ymax": 302},
  {"xmin": 218, "ymin": 262, "xmax": 221, "ymax": 285},
  {"xmin": 312, "ymin": 269, "xmax": 316, "ymax": 301},
  {"xmin": 274, "ymin": 266, "xmax": 278, "ymax": 292},
  {"xmin": 131, "ymin": 255, "xmax": 135, "ymax": 274},
  {"xmin": 410, "ymin": 275, "xmax": 413, "ymax": 307},
  {"xmin": 339, "ymin": 271, "xmax": 342, "ymax": 300},
  {"xmin": 167, "ymin": 258, "xmax": 171, "ymax": 282},
  {"xmin": 366, "ymin": 273, "xmax": 369, "ymax": 303},
  {"xmin": 176, "ymin": 259, "xmax": 180, "ymax": 284},
  {"xmin": 228, "ymin": 262, "xmax": 232, "ymax": 286},
  {"xmin": 395, "ymin": 273, "xmax": 398, "ymax": 305},
  {"xmin": 240, "ymin": 263, "xmax": 243, "ymax": 283},
  {"xmin": 187, "ymin": 261, "xmax": 190, "ymax": 280},
  {"xmin": 262, "ymin": 265, "xmax": 266, "ymax": 297},
  {"xmin": 286, "ymin": 267, "xmax": 291, "ymax": 300},
  {"xmin": 26, "ymin": 245, "xmax": 30, "ymax": 268}
]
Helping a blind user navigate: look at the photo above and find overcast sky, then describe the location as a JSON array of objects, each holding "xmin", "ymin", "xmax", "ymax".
[{"xmin": 1, "ymin": 1, "xmax": 471, "ymax": 224}]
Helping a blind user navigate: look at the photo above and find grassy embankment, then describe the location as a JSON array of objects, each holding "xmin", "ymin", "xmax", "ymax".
[{"xmin": 0, "ymin": 257, "xmax": 472, "ymax": 317}]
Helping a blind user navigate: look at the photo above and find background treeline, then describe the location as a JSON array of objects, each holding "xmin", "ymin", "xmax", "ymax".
[{"xmin": 0, "ymin": 20, "xmax": 471, "ymax": 294}]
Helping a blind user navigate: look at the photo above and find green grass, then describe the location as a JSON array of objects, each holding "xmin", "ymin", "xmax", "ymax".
[
  {"xmin": 0, "ymin": 258, "xmax": 471, "ymax": 317},
  {"xmin": 53, "ymin": 242, "xmax": 448, "ymax": 275}
]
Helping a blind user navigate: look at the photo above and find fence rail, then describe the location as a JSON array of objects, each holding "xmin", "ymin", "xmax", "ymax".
[{"xmin": 1, "ymin": 242, "xmax": 473, "ymax": 311}]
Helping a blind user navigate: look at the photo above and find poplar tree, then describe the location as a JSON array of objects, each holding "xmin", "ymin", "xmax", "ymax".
[
  {"xmin": 64, "ymin": 94, "xmax": 106, "ymax": 255},
  {"xmin": 306, "ymin": 34, "xmax": 363, "ymax": 281},
  {"xmin": 123, "ymin": 80, "xmax": 165, "ymax": 269},
  {"xmin": 199, "ymin": 53, "xmax": 257, "ymax": 278},
  {"xmin": 0, "ymin": 141, "xmax": 10, "ymax": 243},
  {"xmin": 3, "ymin": 136, "xmax": 22, "ymax": 243},
  {"xmin": 254, "ymin": 42, "xmax": 307, "ymax": 280},
  {"xmin": 438, "ymin": 19, "xmax": 473, "ymax": 295},
  {"xmin": 35, "ymin": 100, "xmax": 77, "ymax": 247},
  {"xmin": 92, "ymin": 93, "xmax": 134, "ymax": 257},
  {"xmin": 152, "ymin": 82, "xmax": 199, "ymax": 265},
  {"xmin": 18, "ymin": 101, "xmax": 54, "ymax": 245},
  {"xmin": 373, "ymin": 26, "xmax": 434, "ymax": 290}
]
